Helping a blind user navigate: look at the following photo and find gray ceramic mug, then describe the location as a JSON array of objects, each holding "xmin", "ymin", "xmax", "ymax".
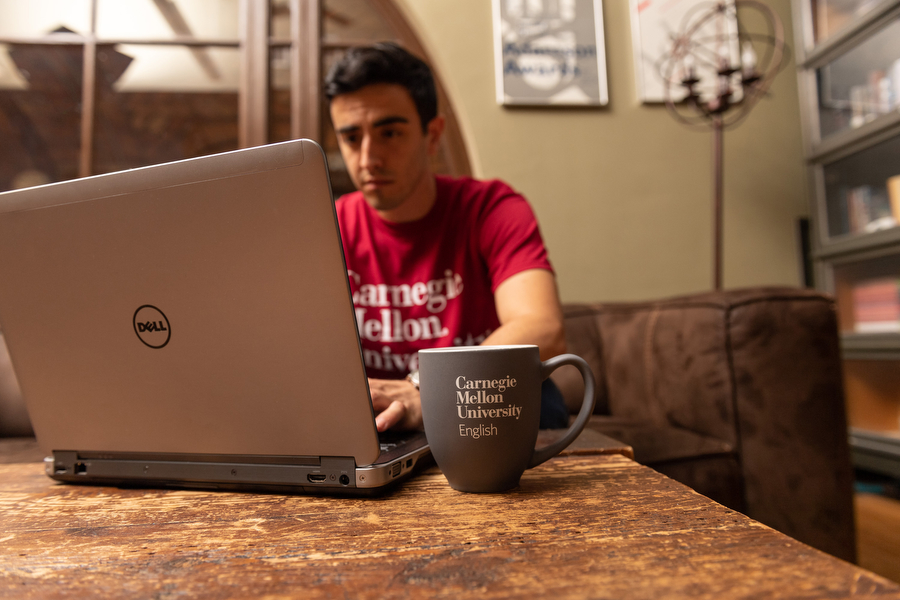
[{"xmin": 418, "ymin": 345, "xmax": 596, "ymax": 493}]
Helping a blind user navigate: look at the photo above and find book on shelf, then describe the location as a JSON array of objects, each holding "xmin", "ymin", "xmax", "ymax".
[
  {"xmin": 843, "ymin": 185, "xmax": 896, "ymax": 235},
  {"xmin": 853, "ymin": 277, "xmax": 900, "ymax": 334},
  {"xmin": 889, "ymin": 174, "xmax": 900, "ymax": 223},
  {"xmin": 848, "ymin": 62, "xmax": 900, "ymax": 129}
]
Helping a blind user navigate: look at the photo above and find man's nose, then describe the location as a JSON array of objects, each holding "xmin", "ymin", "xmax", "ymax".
[{"xmin": 359, "ymin": 135, "xmax": 382, "ymax": 171}]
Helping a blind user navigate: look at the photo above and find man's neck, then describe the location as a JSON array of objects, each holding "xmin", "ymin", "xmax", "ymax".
[{"xmin": 375, "ymin": 172, "xmax": 437, "ymax": 224}]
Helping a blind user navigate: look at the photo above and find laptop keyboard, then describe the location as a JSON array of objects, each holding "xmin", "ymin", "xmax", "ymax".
[{"xmin": 377, "ymin": 430, "xmax": 418, "ymax": 453}]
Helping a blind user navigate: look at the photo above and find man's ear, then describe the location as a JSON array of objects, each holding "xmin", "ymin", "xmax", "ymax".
[{"xmin": 425, "ymin": 115, "xmax": 445, "ymax": 156}]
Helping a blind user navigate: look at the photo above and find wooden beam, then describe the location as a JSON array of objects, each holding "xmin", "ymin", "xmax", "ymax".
[
  {"xmin": 78, "ymin": 0, "xmax": 98, "ymax": 178},
  {"xmin": 291, "ymin": 0, "xmax": 321, "ymax": 141},
  {"xmin": 239, "ymin": 0, "xmax": 269, "ymax": 148},
  {"xmin": 151, "ymin": 0, "xmax": 222, "ymax": 80}
]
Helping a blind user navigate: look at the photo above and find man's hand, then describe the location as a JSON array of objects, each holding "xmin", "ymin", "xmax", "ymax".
[{"xmin": 368, "ymin": 378, "xmax": 423, "ymax": 432}]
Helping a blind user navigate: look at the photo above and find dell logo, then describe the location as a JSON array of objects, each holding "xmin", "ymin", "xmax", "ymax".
[
  {"xmin": 136, "ymin": 321, "xmax": 167, "ymax": 333},
  {"xmin": 133, "ymin": 305, "xmax": 171, "ymax": 348}
]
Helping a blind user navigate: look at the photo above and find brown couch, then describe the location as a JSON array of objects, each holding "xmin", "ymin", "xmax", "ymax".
[{"xmin": 550, "ymin": 286, "xmax": 856, "ymax": 563}]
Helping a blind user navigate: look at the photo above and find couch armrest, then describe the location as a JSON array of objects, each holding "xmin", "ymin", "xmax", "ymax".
[{"xmin": 727, "ymin": 289, "xmax": 853, "ymax": 560}]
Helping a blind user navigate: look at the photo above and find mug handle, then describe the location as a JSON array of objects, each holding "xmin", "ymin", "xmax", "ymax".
[{"xmin": 527, "ymin": 354, "xmax": 596, "ymax": 469}]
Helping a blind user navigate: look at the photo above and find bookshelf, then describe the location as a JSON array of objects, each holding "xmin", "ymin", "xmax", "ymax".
[{"xmin": 792, "ymin": 0, "xmax": 900, "ymax": 476}]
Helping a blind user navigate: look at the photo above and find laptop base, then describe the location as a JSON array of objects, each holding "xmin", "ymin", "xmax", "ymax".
[{"xmin": 47, "ymin": 435, "xmax": 431, "ymax": 496}]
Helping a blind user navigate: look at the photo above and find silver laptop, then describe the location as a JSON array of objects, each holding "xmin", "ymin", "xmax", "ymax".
[{"xmin": 0, "ymin": 139, "xmax": 429, "ymax": 494}]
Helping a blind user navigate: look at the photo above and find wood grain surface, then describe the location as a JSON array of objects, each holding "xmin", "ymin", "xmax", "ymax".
[
  {"xmin": 0, "ymin": 438, "xmax": 45, "ymax": 464},
  {"xmin": 2, "ymin": 454, "xmax": 898, "ymax": 599}
]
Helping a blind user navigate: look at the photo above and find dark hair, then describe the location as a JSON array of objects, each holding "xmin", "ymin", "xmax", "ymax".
[{"xmin": 324, "ymin": 42, "xmax": 437, "ymax": 132}]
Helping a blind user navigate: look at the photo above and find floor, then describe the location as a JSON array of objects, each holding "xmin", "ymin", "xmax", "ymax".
[{"xmin": 855, "ymin": 492, "xmax": 900, "ymax": 584}]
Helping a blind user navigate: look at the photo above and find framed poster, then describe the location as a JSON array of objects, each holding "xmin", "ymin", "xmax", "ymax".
[
  {"xmin": 630, "ymin": 0, "xmax": 740, "ymax": 103},
  {"xmin": 492, "ymin": 0, "xmax": 608, "ymax": 106}
]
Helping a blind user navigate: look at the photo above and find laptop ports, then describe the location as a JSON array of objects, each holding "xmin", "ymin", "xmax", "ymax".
[
  {"xmin": 307, "ymin": 473, "xmax": 327, "ymax": 483},
  {"xmin": 74, "ymin": 462, "xmax": 87, "ymax": 475}
]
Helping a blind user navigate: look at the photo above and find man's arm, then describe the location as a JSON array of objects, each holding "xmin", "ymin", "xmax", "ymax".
[
  {"xmin": 482, "ymin": 268, "xmax": 566, "ymax": 360},
  {"xmin": 370, "ymin": 268, "xmax": 565, "ymax": 432}
]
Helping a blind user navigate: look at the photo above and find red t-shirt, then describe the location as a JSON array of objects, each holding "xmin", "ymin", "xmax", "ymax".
[{"xmin": 335, "ymin": 175, "xmax": 553, "ymax": 379}]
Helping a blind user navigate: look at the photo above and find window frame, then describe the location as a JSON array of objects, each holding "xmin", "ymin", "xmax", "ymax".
[{"xmin": 0, "ymin": 0, "xmax": 469, "ymax": 181}]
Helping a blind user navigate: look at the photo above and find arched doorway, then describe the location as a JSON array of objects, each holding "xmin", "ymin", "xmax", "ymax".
[{"xmin": 271, "ymin": 0, "xmax": 472, "ymax": 196}]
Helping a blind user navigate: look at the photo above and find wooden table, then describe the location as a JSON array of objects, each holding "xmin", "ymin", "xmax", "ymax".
[{"xmin": 2, "ymin": 437, "xmax": 899, "ymax": 599}]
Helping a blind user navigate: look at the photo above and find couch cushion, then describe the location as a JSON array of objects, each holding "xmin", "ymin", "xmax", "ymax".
[
  {"xmin": 598, "ymin": 300, "xmax": 736, "ymax": 445},
  {"xmin": 559, "ymin": 295, "xmax": 741, "ymax": 447},
  {"xmin": 584, "ymin": 416, "xmax": 734, "ymax": 464}
]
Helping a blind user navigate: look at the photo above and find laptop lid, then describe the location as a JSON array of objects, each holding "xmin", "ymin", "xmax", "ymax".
[{"xmin": 0, "ymin": 140, "xmax": 385, "ymax": 468}]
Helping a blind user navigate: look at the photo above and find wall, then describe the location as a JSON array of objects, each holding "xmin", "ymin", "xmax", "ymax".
[{"xmin": 394, "ymin": 0, "xmax": 809, "ymax": 302}]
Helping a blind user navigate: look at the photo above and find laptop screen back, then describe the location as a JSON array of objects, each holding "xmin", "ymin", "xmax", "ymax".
[{"xmin": 0, "ymin": 140, "xmax": 381, "ymax": 466}]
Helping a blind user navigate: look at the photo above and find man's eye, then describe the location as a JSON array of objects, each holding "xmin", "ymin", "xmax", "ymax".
[
  {"xmin": 382, "ymin": 129, "xmax": 400, "ymax": 139},
  {"xmin": 342, "ymin": 134, "xmax": 359, "ymax": 145}
]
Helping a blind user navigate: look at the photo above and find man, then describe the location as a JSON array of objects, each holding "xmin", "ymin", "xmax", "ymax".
[{"xmin": 325, "ymin": 42, "xmax": 568, "ymax": 432}]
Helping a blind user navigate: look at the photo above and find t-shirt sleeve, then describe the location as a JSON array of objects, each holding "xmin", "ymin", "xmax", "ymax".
[{"xmin": 475, "ymin": 181, "xmax": 554, "ymax": 292}]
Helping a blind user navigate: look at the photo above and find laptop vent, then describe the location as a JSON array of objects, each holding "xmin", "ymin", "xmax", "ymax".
[{"xmin": 390, "ymin": 462, "xmax": 401, "ymax": 478}]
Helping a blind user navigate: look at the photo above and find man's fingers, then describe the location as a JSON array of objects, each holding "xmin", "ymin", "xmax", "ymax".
[
  {"xmin": 367, "ymin": 378, "xmax": 422, "ymax": 431},
  {"xmin": 369, "ymin": 390, "xmax": 391, "ymax": 411},
  {"xmin": 374, "ymin": 400, "xmax": 406, "ymax": 432}
]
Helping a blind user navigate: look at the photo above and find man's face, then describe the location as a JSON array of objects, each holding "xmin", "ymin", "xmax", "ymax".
[{"xmin": 329, "ymin": 84, "xmax": 442, "ymax": 215}]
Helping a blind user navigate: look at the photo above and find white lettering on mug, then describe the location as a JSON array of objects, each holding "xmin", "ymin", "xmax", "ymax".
[
  {"xmin": 456, "ymin": 404, "xmax": 522, "ymax": 420},
  {"xmin": 459, "ymin": 423, "xmax": 499, "ymax": 439},
  {"xmin": 455, "ymin": 376, "xmax": 517, "ymax": 393},
  {"xmin": 452, "ymin": 374, "xmax": 523, "ymax": 437}
]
